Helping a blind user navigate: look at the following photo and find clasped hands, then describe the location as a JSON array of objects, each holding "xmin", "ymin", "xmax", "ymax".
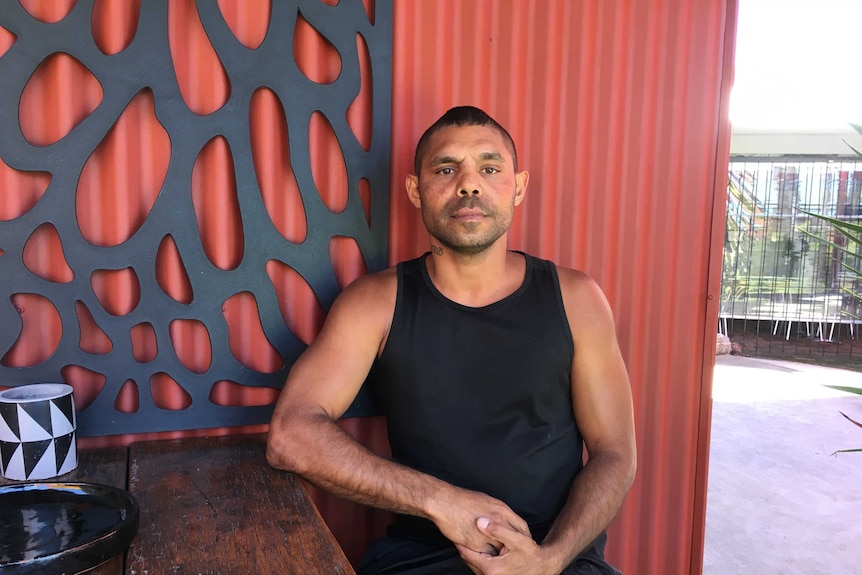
[{"xmin": 432, "ymin": 489, "xmax": 558, "ymax": 575}]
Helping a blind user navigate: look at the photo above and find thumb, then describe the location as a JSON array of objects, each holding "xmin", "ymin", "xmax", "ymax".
[{"xmin": 476, "ymin": 516, "xmax": 529, "ymax": 550}]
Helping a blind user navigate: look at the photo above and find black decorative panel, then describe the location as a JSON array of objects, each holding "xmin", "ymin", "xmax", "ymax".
[{"xmin": 0, "ymin": 0, "xmax": 391, "ymax": 436}]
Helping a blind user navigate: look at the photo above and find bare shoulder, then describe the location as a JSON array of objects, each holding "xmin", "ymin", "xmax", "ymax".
[
  {"xmin": 553, "ymin": 265, "xmax": 617, "ymax": 340},
  {"xmin": 273, "ymin": 266, "xmax": 398, "ymax": 419},
  {"xmin": 327, "ymin": 266, "xmax": 398, "ymax": 324},
  {"xmin": 554, "ymin": 266, "xmax": 611, "ymax": 312}
]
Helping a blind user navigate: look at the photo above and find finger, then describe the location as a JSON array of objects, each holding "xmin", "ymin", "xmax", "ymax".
[
  {"xmin": 477, "ymin": 517, "xmax": 532, "ymax": 549},
  {"xmin": 497, "ymin": 510, "xmax": 530, "ymax": 535},
  {"xmin": 456, "ymin": 544, "xmax": 495, "ymax": 570},
  {"xmin": 456, "ymin": 544, "xmax": 492, "ymax": 558}
]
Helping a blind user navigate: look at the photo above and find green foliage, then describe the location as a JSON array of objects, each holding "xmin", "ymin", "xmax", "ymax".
[
  {"xmin": 798, "ymin": 211, "xmax": 862, "ymax": 315},
  {"xmin": 808, "ymin": 127, "xmax": 862, "ymax": 452},
  {"xmin": 823, "ymin": 386, "xmax": 862, "ymax": 454}
]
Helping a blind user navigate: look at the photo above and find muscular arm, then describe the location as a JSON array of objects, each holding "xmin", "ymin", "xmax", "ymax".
[
  {"xmin": 459, "ymin": 269, "xmax": 636, "ymax": 574},
  {"xmin": 538, "ymin": 270, "xmax": 637, "ymax": 570},
  {"xmin": 266, "ymin": 271, "xmax": 529, "ymax": 553}
]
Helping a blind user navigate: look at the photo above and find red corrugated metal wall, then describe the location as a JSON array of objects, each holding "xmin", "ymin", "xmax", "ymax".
[{"xmin": 1, "ymin": 0, "xmax": 737, "ymax": 572}]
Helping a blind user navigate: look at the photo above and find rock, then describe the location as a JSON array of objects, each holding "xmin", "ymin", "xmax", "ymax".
[
  {"xmin": 730, "ymin": 342, "xmax": 743, "ymax": 355},
  {"xmin": 716, "ymin": 333, "xmax": 732, "ymax": 355}
]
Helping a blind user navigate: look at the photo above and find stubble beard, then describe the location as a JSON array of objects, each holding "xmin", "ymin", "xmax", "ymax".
[{"xmin": 422, "ymin": 196, "xmax": 513, "ymax": 256}]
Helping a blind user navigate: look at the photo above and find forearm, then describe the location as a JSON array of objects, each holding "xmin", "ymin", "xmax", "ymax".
[
  {"xmin": 266, "ymin": 409, "xmax": 448, "ymax": 520},
  {"xmin": 540, "ymin": 449, "xmax": 636, "ymax": 572}
]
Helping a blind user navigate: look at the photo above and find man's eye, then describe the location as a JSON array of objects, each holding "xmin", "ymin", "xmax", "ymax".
[
  {"xmin": 438, "ymin": 167, "xmax": 454, "ymax": 175},
  {"xmin": 482, "ymin": 167, "xmax": 500, "ymax": 174}
]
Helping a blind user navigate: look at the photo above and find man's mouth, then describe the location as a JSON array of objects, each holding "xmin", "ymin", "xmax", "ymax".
[
  {"xmin": 448, "ymin": 198, "xmax": 489, "ymax": 221},
  {"xmin": 450, "ymin": 208, "xmax": 486, "ymax": 221}
]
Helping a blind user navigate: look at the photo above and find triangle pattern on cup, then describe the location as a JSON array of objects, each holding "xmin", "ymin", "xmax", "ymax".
[
  {"xmin": 50, "ymin": 401, "xmax": 75, "ymax": 436},
  {"xmin": 55, "ymin": 432, "xmax": 77, "ymax": 475},
  {"xmin": 17, "ymin": 406, "xmax": 53, "ymax": 442},
  {"xmin": 0, "ymin": 407, "xmax": 19, "ymax": 442},
  {"xmin": 54, "ymin": 394, "xmax": 75, "ymax": 430},
  {"xmin": 20, "ymin": 401, "xmax": 53, "ymax": 438},
  {"xmin": 0, "ymin": 402, "xmax": 19, "ymax": 441},
  {"xmin": 23, "ymin": 439, "xmax": 53, "ymax": 479},
  {"xmin": 1, "ymin": 441, "xmax": 22, "ymax": 478}
]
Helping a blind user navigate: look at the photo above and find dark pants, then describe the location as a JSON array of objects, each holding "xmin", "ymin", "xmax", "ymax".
[{"xmin": 358, "ymin": 532, "xmax": 622, "ymax": 575}]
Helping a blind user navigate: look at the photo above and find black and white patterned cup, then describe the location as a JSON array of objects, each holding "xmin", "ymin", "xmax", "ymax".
[{"xmin": 0, "ymin": 383, "xmax": 77, "ymax": 480}]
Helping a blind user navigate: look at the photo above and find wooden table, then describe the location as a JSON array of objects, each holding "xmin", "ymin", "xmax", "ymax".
[{"xmin": 1, "ymin": 434, "xmax": 355, "ymax": 574}]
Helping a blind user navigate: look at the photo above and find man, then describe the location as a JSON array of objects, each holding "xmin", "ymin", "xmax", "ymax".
[{"xmin": 267, "ymin": 106, "xmax": 636, "ymax": 574}]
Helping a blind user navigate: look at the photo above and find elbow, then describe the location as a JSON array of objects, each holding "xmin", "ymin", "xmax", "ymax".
[
  {"xmin": 265, "ymin": 432, "xmax": 290, "ymax": 471},
  {"xmin": 619, "ymin": 438, "xmax": 637, "ymax": 493},
  {"xmin": 625, "ymin": 448, "xmax": 637, "ymax": 490},
  {"xmin": 266, "ymin": 422, "xmax": 304, "ymax": 474}
]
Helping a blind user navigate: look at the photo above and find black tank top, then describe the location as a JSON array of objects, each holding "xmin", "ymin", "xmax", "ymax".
[{"xmin": 368, "ymin": 252, "xmax": 584, "ymax": 544}]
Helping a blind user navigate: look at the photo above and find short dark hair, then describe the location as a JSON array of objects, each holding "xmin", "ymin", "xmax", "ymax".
[{"xmin": 413, "ymin": 106, "xmax": 518, "ymax": 175}]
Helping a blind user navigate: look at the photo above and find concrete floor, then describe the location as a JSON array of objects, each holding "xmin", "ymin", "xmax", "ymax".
[{"xmin": 705, "ymin": 355, "xmax": 862, "ymax": 575}]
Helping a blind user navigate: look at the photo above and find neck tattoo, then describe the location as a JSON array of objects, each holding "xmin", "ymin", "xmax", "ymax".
[{"xmin": 430, "ymin": 245, "xmax": 444, "ymax": 256}]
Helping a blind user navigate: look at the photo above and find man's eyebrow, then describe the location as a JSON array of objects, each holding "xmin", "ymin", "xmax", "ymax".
[
  {"xmin": 428, "ymin": 152, "xmax": 506, "ymax": 166},
  {"xmin": 479, "ymin": 152, "xmax": 505, "ymax": 162},
  {"xmin": 429, "ymin": 155, "xmax": 461, "ymax": 166}
]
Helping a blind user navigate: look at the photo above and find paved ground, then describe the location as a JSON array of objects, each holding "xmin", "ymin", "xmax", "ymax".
[{"xmin": 704, "ymin": 355, "xmax": 862, "ymax": 575}]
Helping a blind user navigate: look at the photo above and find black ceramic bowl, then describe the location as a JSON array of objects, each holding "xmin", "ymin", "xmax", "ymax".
[{"xmin": 0, "ymin": 482, "xmax": 139, "ymax": 575}]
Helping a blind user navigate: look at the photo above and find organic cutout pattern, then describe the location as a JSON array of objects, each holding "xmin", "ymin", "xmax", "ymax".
[
  {"xmin": 149, "ymin": 372, "xmax": 192, "ymax": 410},
  {"xmin": 77, "ymin": 90, "xmax": 168, "ymax": 247},
  {"xmin": 266, "ymin": 260, "xmax": 325, "ymax": 346},
  {"xmin": 218, "ymin": 0, "xmax": 270, "ymax": 50},
  {"xmin": 346, "ymin": 33, "xmax": 373, "ymax": 151},
  {"xmin": 250, "ymin": 88, "xmax": 307, "ymax": 244},
  {"xmin": 23, "ymin": 223, "xmax": 74, "ymax": 283},
  {"xmin": 329, "ymin": 235, "xmax": 367, "ymax": 289},
  {"xmin": 222, "ymin": 292, "xmax": 284, "ymax": 373},
  {"xmin": 0, "ymin": 159, "xmax": 50, "ymax": 221},
  {"xmin": 0, "ymin": 25, "xmax": 16, "ymax": 58},
  {"xmin": 156, "ymin": 235, "xmax": 193, "ymax": 304},
  {"xmin": 60, "ymin": 364, "xmax": 106, "ymax": 411},
  {"xmin": 192, "ymin": 137, "xmax": 244, "ymax": 271},
  {"xmin": 359, "ymin": 177, "xmax": 372, "ymax": 227},
  {"xmin": 115, "ymin": 379, "xmax": 139, "ymax": 413},
  {"xmin": 363, "ymin": 0, "xmax": 375, "ymax": 24},
  {"xmin": 168, "ymin": 0, "xmax": 230, "ymax": 115},
  {"xmin": 92, "ymin": 0, "xmax": 142, "ymax": 55},
  {"xmin": 293, "ymin": 12, "xmax": 341, "ymax": 84},
  {"xmin": 1, "ymin": 294, "xmax": 61, "ymax": 367},
  {"xmin": 20, "ymin": 53, "xmax": 103, "ymax": 146},
  {"xmin": 76, "ymin": 301, "xmax": 112, "ymax": 354},
  {"xmin": 209, "ymin": 380, "xmax": 279, "ymax": 407},
  {"xmin": 170, "ymin": 318, "xmax": 211, "ymax": 374},
  {"xmin": 0, "ymin": 1, "xmax": 391, "ymax": 435},
  {"xmin": 310, "ymin": 111, "xmax": 348, "ymax": 213},
  {"xmin": 131, "ymin": 322, "xmax": 157, "ymax": 363},
  {"xmin": 19, "ymin": 0, "xmax": 77, "ymax": 24},
  {"xmin": 91, "ymin": 268, "xmax": 140, "ymax": 316}
]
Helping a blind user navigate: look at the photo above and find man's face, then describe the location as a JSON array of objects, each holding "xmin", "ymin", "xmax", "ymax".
[{"xmin": 406, "ymin": 124, "xmax": 528, "ymax": 256}]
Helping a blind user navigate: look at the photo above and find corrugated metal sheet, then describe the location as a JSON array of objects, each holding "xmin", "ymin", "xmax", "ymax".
[
  {"xmin": 0, "ymin": 0, "xmax": 736, "ymax": 572},
  {"xmin": 388, "ymin": 1, "xmax": 737, "ymax": 573}
]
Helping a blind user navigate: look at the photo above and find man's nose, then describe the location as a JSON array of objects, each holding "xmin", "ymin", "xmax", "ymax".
[{"xmin": 457, "ymin": 172, "xmax": 481, "ymax": 196}]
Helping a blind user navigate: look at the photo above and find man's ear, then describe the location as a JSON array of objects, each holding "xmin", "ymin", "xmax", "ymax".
[
  {"xmin": 406, "ymin": 174, "xmax": 422, "ymax": 208},
  {"xmin": 514, "ymin": 170, "xmax": 529, "ymax": 206}
]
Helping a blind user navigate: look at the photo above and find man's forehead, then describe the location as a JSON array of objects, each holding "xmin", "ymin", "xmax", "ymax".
[{"xmin": 423, "ymin": 125, "xmax": 514, "ymax": 161}]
